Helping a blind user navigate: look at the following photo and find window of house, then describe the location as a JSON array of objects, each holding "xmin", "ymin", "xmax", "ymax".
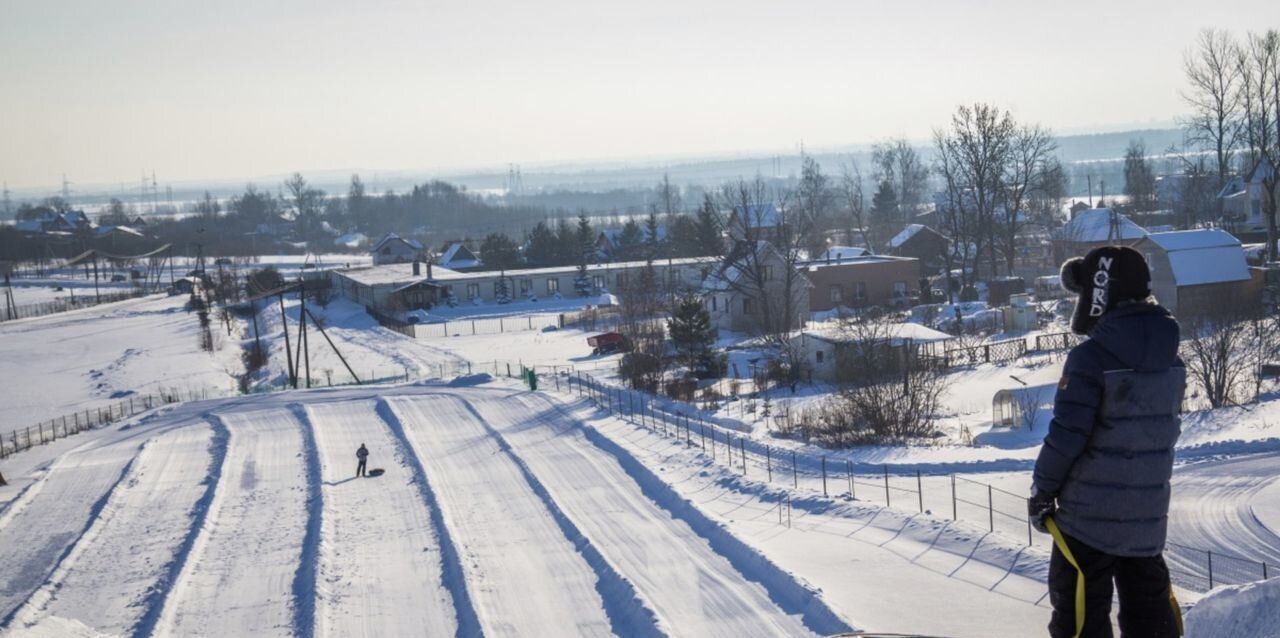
[
  {"xmin": 493, "ymin": 280, "xmax": 504, "ymax": 296},
  {"xmin": 829, "ymin": 284, "xmax": 843, "ymax": 304},
  {"xmin": 743, "ymin": 298, "xmax": 755, "ymax": 314},
  {"xmin": 519, "ymin": 279, "xmax": 532, "ymax": 295},
  {"xmin": 853, "ymin": 282, "xmax": 867, "ymax": 303},
  {"xmin": 546, "ymin": 278, "xmax": 560, "ymax": 293},
  {"xmin": 711, "ymin": 296, "xmax": 718, "ymax": 312},
  {"xmin": 761, "ymin": 265, "xmax": 773, "ymax": 282},
  {"xmin": 893, "ymin": 281, "xmax": 908, "ymax": 297},
  {"xmin": 592, "ymin": 275, "xmax": 605, "ymax": 289},
  {"xmin": 816, "ymin": 350, "xmax": 825, "ymax": 364},
  {"xmin": 466, "ymin": 283, "xmax": 480, "ymax": 299}
]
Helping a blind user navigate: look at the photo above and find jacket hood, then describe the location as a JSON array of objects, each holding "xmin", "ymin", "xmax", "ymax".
[{"xmin": 1088, "ymin": 303, "xmax": 1180, "ymax": 372}]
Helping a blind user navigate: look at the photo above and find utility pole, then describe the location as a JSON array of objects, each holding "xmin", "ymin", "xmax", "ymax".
[
  {"xmin": 61, "ymin": 174, "xmax": 72, "ymax": 203},
  {"xmin": 2, "ymin": 182, "xmax": 11, "ymax": 217}
]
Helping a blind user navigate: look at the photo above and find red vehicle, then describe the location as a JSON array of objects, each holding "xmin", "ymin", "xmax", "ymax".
[{"xmin": 587, "ymin": 331, "xmax": 626, "ymax": 355}]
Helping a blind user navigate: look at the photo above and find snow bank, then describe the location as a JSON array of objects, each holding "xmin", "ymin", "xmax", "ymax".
[{"xmin": 1183, "ymin": 578, "xmax": 1280, "ymax": 637}]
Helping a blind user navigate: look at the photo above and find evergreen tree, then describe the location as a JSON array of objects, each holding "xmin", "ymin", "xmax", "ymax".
[
  {"xmin": 694, "ymin": 195, "xmax": 723, "ymax": 256},
  {"xmin": 870, "ymin": 179, "xmax": 900, "ymax": 249},
  {"xmin": 574, "ymin": 262, "xmax": 592, "ymax": 297},
  {"xmin": 495, "ymin": 274, "xmax": 511, "ymax": 304},
  {"xmin": 666, "ymin": 294, "xmax": 718, "ymax": 372},
  {"xmin": 575, "ymin": 213, "xmax": 594, "ymax": 262},
  {"xmin": 479, "ymin": 232, "xmax": 520, "ymax": 270},
  {"xmin": 615, "ymin": 220, "xmax": 644, "ymax": 261},
  {"xmin": 644, "ymin": 209, "xmax": 662, "ymax": 258},
  {"xmin": 525, "ymin": 222, "xmax": 559, "ymax": 266},
  {"xmin": 667, "ymin": 214, "xmax": 701, "ymax": 257},
  {"xmin": 555, "ymin": 219, "xmax": 576, "ymax": 265}
]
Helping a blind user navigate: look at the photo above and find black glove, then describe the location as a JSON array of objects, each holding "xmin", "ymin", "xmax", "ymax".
[{"xmin": 1028, "ymin": 488, "xmax": 1056, "ymax": 534}]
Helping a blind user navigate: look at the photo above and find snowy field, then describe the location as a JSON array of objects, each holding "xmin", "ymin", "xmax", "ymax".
[{"xmin": 0, "ymin": 294, "xmax": 243, "ymax": 429}]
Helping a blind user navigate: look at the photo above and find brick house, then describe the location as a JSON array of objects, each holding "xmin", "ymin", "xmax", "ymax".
[
  {"xmin": 801, "ymin": 254, "xmax": 920, "ymax": 312},
  {"xmin": 885, "ymin": 224, "xmax": 949, "ymax": 275}
]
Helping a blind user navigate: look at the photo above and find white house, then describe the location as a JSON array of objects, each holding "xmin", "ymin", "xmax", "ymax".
[
  {"xmin": 371, "ymin": 233, "xmax": 424, "ymax": 265},
  {"xmin": 439, "ymin": 243, "xmax": 482, "ymax": 270},
  {"xmin": 790, "ymin": 321, "xmax": 952, "ymax": 383}
]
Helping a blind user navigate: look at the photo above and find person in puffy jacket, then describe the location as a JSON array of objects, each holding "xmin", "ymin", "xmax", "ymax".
[
  {"xmin": 356, "ymin": 443, "xmax": 369, "ymax": 478},
  {"xmin": 1029, "ymin": 246, "xmax": 1185, "ymax": 638}
]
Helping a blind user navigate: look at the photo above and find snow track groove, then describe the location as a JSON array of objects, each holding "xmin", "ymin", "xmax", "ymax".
[
  {"xmin": 288, "ymin": 402, "xmax": 324, "ymax": 638},
  {"xmin": 0, "ymin": 437, "xmax": 143, "ymax": 630},
  {"xmin": 442, "ymin": 389, "xmax": 852, "ymax": 637},
  {"xmin": 390, "ymin": 394, "xmax": 659, "ymax": 638},
  {"xmin": 305, "ymin": 400, "xmax": 457, "ymax": 638},
  {"xmin": 154, "ymin": 408, "xmax": 309, "ymax": 638},
  {"xmin": 374, "ymin": 398, "xmax": 482, "ymax": 638}
]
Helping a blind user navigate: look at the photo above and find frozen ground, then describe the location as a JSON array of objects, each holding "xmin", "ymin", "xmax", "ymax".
[{"xmin": 0, "ymin": 294, "xmax": 243, "ymax": 429}]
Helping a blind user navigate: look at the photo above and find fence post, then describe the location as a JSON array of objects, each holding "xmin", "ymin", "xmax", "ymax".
[
  {"xmin": 700, "ymin": 423, "xmax": 706, "ymax": 451},
  {"xmin": 1208, "ymin": 551, "xmax": 1214, "ymax": 589},
  {"xmin": 766, "ymin": 446, "xmax": 772, "ymax": 482},
  {"xmin": 726, "ymin": 431, "xmax": 732, "ymax": 465},
  {"xmin": 884, "ymin": 466, "xmax": 891, "ymax": 507},
  {"xmin": 917, "ymin": 470, "xmax": 923, "ymax": 513},
  {"xmin": 783, "ymin": 450, "xmax": 793, "ymax": 491},
  {"xmin": 821, "ymin": 456, "xmax": 828, "ymax": 497},
  {"xmin": 988, "ymin": 484, "xmax": 994, "ymax": 532},
  {"xmin": 740, "ymin": 438, "xmax": 746, "ymax": 475},
  {"xmin": 951, "ymin": 475, "xmax": 957, "ymax": 520},
  {"xmin": 1027, "ymin": 499, "xmax": 1033, "ymax": 546},
  {"xmin": 847, "ymin": 460, "xmax": 854, "ymax": 499}
]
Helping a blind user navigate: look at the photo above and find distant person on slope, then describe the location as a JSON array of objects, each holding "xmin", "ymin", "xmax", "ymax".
[
  {"xmin": 356, "ymin": 443, "xmax": 369, "ymax": 478},
  {"xmin": 1029, "ymin": 246, "xmax": 1186, "ymax": 638}
]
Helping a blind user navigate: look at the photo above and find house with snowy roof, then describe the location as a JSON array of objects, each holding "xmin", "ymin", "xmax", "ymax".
[
  {"xmin": 725, "ymin": 203, "xmax": 783, "ymax": 246},
  {"xmin": 1133, "ymin": 229, "xmax": 1261, "ymax": 318},
  {"xmin": 702, "ymin": 241, "xmax": 811, "ymax": 334},
  {"xmin": 1051, "ymin": 208, "xmax": 1147, "ymax": 264},
  {"xmin": 790, "ymin": 321, "xmax": 952, "ymax": 383},
  {"xmin": 884, "ymin": 224, "xmax": 949, "ymax": 274},
  {"xmin": 439, "ymin": 242, "xmax": 482, "ymax": 270},
  {"xmin": 370, "ymin": 233, "xmax": 424, "ymax": 265}
]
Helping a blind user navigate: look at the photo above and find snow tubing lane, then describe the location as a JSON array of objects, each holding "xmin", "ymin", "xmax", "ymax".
[
  {"xmin": 374, "ymin": 398, "xmax": 483, "ymax": 638},
  {"xmin": 430, "ymin": 393, "xmax": 666, "ymax": 638},
  {"xmin": 286, "ymin": 403, "xmax": 325, "ymax": 638},
  {"xmin": 448, "ymin": 390, "xmax": 856, "ymax": 636}
]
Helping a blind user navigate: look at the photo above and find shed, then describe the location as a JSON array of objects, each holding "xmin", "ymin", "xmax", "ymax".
[{"xmin": 1133, "ymin": 229, "xmax": 1260, "ymax": 317}]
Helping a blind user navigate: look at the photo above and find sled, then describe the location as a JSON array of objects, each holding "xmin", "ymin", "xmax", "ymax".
[{"xmin": 366, "ymin": 468, "xmax": 385, "ymax": 477}]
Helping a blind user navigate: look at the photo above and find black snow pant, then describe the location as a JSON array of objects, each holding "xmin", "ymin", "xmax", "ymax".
[
  {"xmin": 1048, "ymin": 531, "xmax": 1178, "ymax": 638},
  {"xmin": 356, "ymin": 459, "xmax": 367, "ymax": 477}
]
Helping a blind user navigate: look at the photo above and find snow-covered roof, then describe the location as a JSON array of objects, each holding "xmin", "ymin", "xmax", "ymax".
[
  {"xmin": 341, "ymin": 256, "xmax": 714, "ymax": 287},
  {"xmin": 801, "ymin": 321, "xmax": 953, "ymax": 346},
  {"xmin": 371, "ymin": 233, "xmax": 423, "ymax": 252},
  {"xmin": 816, "ymin": 246, "xmax": 867, "ymax": 261},
  {"xmin": 1217, "ymin": 175, "xmax": 1246, "ymax": 199},
  {"xmin": 334, "ymin": 232, "xmax": 367, "ymax": 248},
  {"xmin": 802, "ymin": 255, "xmax": 907, "ymax": 271},
  {"xmin": 440, "ymin": 243, "xmax": 481, "ymax": 268},
  {"xmin": 95, "ymin": 225, "xmax": 144, "ymax": 238},
  {"xmin": 1142, "ymin": 229, "xmax": 1250, "ymax": 286},
  {"xmin": 888, "ymin": 224, "xmax": 925, "ymax": 248},
  {"xmin": 1055, "ymin": 208, "xmax": 1147, "ymax": 242}
]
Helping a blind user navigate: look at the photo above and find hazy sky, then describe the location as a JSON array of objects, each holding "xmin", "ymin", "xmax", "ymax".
[{"xmin": 0, "ymin": 0, "xmax": 1271, "ymax": 190}]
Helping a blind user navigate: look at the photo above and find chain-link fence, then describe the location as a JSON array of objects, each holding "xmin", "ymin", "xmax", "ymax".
[{"xmin": 552, "ymin": 369, "xmax": 1274, "ymax": 594}]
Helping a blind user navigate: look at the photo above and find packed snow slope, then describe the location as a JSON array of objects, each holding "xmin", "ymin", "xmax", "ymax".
[{"xmin": 0, "ymin": 380, "xmax": 880, "ymax": 637}]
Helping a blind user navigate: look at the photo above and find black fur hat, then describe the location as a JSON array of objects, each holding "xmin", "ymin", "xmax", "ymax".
[{"xmin": 1061, "ymin": 245, "xmax": 1151, "ymax": 335}]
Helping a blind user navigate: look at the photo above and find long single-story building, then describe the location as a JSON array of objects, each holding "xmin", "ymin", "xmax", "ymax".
[{"xmin": 331, "ymin": 257, "xmax": 717, "ymax": 315}]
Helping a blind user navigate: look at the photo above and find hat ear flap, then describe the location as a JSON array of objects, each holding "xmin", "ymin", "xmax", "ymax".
[{"xmin": 1060, "ymin": 258, "xmax": 1086, "ymax": 293}]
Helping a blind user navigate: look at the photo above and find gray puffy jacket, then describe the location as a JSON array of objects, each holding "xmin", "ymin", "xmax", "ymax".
[{"xmin": 1032, "ymin": 303, "xmax": 1185, "ymax": 557}]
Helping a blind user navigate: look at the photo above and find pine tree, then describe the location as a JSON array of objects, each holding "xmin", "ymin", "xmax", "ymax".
[
  {"xmin": 574, "ymin": 261, "xmax": 592, "ymax": 297},
  {"xmin": 644, "ymin": 209, "xmax": 662, "ymax": 259},
  {"xmin": 667, "ymin": 294, "xmax": 718, "ymax": 372},
  {"xmin": 576, "ymin": 214, "xmax": 594, "ymax": 262},
  {"xmin": 616, "ymin": 220, "xmax": 644, "ymax": 261},
  {"xmin": 870, "ymin": 179, "xmax": 900, "ymax": 249},
  {"xmin": 525, "ymin": 222, "xmax": 559, "ymax": 266},
  {"xmin": 695, "ymin": 195, "xmax": 723, "ymax": 257},
  {"xmin": 495, "ymin": 275, "xmax": 511, "ymax": 304}
]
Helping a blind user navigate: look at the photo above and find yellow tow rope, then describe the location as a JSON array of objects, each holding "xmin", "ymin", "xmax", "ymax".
[
  {"xmin": 1045, "ymin": 516, "xmax": 1184, "ymax": 637},
  {"xmin": 1045, "ymin": 517, "xmax": 1087, "ymax": 638}
]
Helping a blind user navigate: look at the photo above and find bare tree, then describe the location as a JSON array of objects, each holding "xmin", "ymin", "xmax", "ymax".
[
  {"xmin": 872, "ymin": 138, "xmax": 930, "ymax": 225},
  {"xmin": 1182, "ymin": 28, "xmax": 1245, "ymax": 217},
  {"xmin": 838, "ymin": 159, "xmax": 873, "ymax": 250},
  {"xmin": 656, "ymin": 172, "xmax": 682, "ymax": 218},
  {"xmin": 934, "ymin": 104, "xmax": 1016, "ymax": 279},
  {"xmin": 999, "ymin": 123, "xmax": 1058, "ymax": 276},
  {"xmin": 796, "ymin": 155, "xmax": 835, "ymax": 254},
  {"xmin": 1123, "ymin": 139, "xmax": 1159, "ymax": 213},
  {"xmin": 1237, "ymin": 30, "xmax": 1280, "ymax": 261}
]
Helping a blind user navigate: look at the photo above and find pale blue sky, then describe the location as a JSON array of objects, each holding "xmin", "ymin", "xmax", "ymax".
[{"xmin": 0, "ymin": 0, "xmax": 1270, "ymax": 189}]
